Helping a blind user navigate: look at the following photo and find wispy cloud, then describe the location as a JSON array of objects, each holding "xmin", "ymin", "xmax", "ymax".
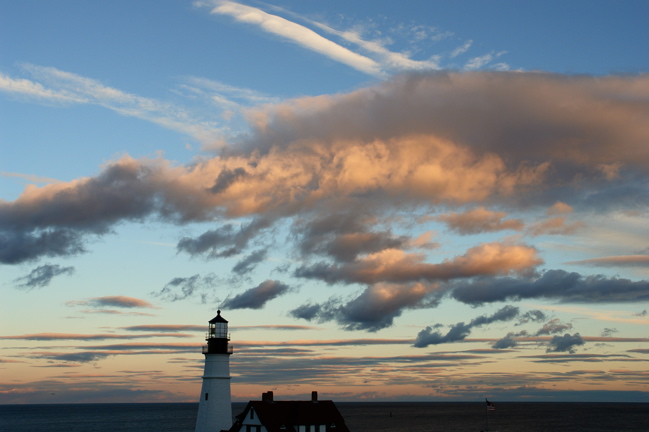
[
  {"xmin": 13, "ymin": 264, "xmax": 74, "ymax": 290},
  {"xmin": 203, "ymin": 1, "xmax": 384, "ymax": 77},
  {"xmin": 464, "ymin": 51, "xmax": 508, "ymax": 70},
  {"xmin": 295, "ymin": 12, "xmax": 440, "ymax": 71},
  {"xmin": 0, "ymin": 332, "xmax": 191, "ymax": 341},
  {"xmin": 567, "ymin": 255, "xmax": 649, "ymax": 268},
  {"xmin": 0, "ymin": 65, "xmax": 222, "ymax": 144},
  {"xmin": 450, "ymin": 40, "xmax": 473, "ymax": 58},
  {"xmin": 66, "ymin": 296, "xmax": 159, "ymax": 309},
  {"xmin": 1, "ymin": 172, "xmax": 62, "ymax": 185}
]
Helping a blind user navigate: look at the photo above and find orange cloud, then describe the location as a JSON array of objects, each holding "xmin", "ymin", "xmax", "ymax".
[{"xmin": 437, "ymin": 206, "xmax": 524, "ymax": 234}]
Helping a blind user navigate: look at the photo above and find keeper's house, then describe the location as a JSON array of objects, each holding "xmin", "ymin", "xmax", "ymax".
[{"xmin": 228, "ymin": 391, "xmax": 350, "ymax": 432}]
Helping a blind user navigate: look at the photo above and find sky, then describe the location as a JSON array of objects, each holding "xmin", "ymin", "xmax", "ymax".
[{"xmin": 1, "ymin": 0, "xmax": 649, "ymax": 405}]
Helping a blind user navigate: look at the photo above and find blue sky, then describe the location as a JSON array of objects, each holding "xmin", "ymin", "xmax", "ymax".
[{"xmin": 1, "ymin": 0, "xmax": 649, "ymax": 404}]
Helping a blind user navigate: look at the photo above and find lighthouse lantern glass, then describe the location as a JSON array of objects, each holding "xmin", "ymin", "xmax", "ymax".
[{"xmin": 209, "ymin": 321, "xmax": 228, "ymax": 339}]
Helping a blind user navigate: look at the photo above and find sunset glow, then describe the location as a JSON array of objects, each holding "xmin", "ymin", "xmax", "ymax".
[{"xmin": 1, "ymin": 0, "xmax": 648, "ymax": 404}]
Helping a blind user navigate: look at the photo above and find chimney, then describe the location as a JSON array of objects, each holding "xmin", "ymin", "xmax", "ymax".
[
  {"xmin": 262, "ymin": 391, "xmax": 274, "ymax": 403},
  {"xmin": 311, "ymin": 391, "xmax": 318, "ymax": 402}
]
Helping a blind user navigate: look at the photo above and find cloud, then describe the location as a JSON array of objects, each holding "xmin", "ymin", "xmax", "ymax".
[
  {"xmin": 204, "ymin": 1, "xmax": 383, "ymax": 77},
  {"xmin": 567, "ymin": 255, "xmax": 649, "ymax": 268},
  {"xmin": 464, "ymin": 51, "xmax": 507, "ymax": 70},
  {"xmin": 450, "ymin": 269, "xmax": 649, "ymax": 305},
  {"xmin": 546, "ymin": 333, "xmax": 585, "ymax": 353},
  {"xmin": 547, "ymin": 201, "xmax": 574, "ymax": 215},
  {"xmin": 0, "ymin": 332, "xmax": 191, "ymax": 341},
  {"xmin": 294, "ymin": 281, "xmax": 442, "ymax": 332},
  {"xmin": 1, "ymin": 171, "xmax": 62, "ymax": 185},
  {"xmin": 2, "ymin": 71, "xmax": 649, "ymax": 334},
  {"xmin": 296, "ymin": 241, "xmax": 541, "ymax": 285},
  {"xmin": 413, "ymin": 305, "xmax": 520, "ymax": 348},
  {"xmin": 450, "ymin": 40, "xmax": 473, "ymax": 58},
  {"xmin": 234, "ymin": 325, "xmax": 320, "ymax": 331},
  {"xmin": 535, "ymin": 318, "xmax": 573, "ymax": 336},
  {"xmin": 527, "ymin": 216, "xmax": 585, "ymax": 236},
  {"xmin": 31, "ymin": 352, "xmax": 112, "ymax": 363},
  {"xmin": 232, "ymin": 249, "xmax": 267, "ymax": 275},
  {"xmin": 0, "ymin": 65, "xmax": 220, "ymax": 143},
  {"xmin": 177, "ymin": 217, "xmax": 273, "ymax": 259},
  {"xmin": 492, "ymin": 334, "xmax": 519, "ymax": 349},
  {"xmin": 0, "ymin": 72, "xmax": 86, "ymax": 103},
  {"xmin": 436, "ymin": 207, "xmax": 524, "ymax": 234},
  {"xmin": 3, "ymin": 72, "xmax": 649, "ymax": 267},
  {"xmin": 152, "ymin": 273, "xmax": 221, "ymax": 303},
  {"xmin": 221, "ymin": 280, "xmax": 292, "ymax": 309},
  {"xmin": 13, "ymin": 264, "xmax": 74, "ymax": 290},
  {"xmin": 0, "ymin": 229, "xmax": 85, "ymax": 264},
  {"xmin": 293, "ymin": 9, "xmax": 441, "ymax": 72},
  {"xmin": 67, "ymin": 296, "xmax": 158, "ymax": 309},
  {"xmin": 294, "ymin": 212, "xmax": 411, "ymax": 263},
  {"xmin": 122, "ymin": 324, "xmax": 205, "ymax": 332},
  {"xmin": 601, "ymin": 328, "xmax": 619, "ymax": 337},
  {"xmin": 517, "ymin": 310, "xmax": 547, "ymax": 325}
]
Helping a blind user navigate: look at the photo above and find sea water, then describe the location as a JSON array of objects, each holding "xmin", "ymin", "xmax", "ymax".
[{"xmin": 1, "ymin": 402, "xmax": 647, "ymax": 432}]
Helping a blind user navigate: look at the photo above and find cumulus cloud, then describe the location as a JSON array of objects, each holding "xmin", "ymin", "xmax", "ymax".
[
  {"xmin": 221, "ymin": 280, "xmax": 291, "ymax": 309},
  {"xmin": 535, "ymin": 318, "xmax": 573, "ymax": 336},
  {"xmin": 3, "ymin": 72, "xmax": 649, "ymax": 263},
  {"xmin": 176, "ymin": 217, "xmax": 274, "ymax": 259},
  {"xmin": 296, "ymin": 241, "xmax": 541, "ymax": 285},
  {"xmin": 13, "ymin": 264, "xmax": 74, "ymax": 290},
  {"xmin": 527, "ymin": 216, "xmax": 585, "ymax": 236},
  {"xmin": 2, "ymin": 71, "xmax": 649, "ymax": 329},
  {"xmin": 413, "ymin": 305, "xmax": 520, "ymax": 348},
  {"xmin": 546, "ymin": 333, "xmax": 585, "ymax": 353},
  {"xmin": 547, "ymin": 201, "xmax": 574, "ymax": 215},
  {"xmin": 294, "ymin": 212, "xmax": 410, "ymax": 263},
  {"xmin": 290, "ymin": 281, "xmax": 444, "ymax": 332},
  {"xmin": 492, "ymin": 334, "xmax": 519, "ymax": 349},
  {"xmin": 436, "ymin": 207, "xmax": 524, "ymax": 234},
  {"xmin": 0, "ymin": 229, "xmax": 85, "ymax": 264},
  {"xmin": 517, "ymin": 310, "xmax": 547, "ymax": 325},
  {"xmin": 232, "ymin": 249, "xmax": 268, "ymax": 275}
]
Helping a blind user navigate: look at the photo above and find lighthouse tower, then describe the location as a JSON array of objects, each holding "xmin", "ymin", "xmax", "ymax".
[{"xmin": 195, "ymin": 310, "xmax": 233, "ymax": 432}]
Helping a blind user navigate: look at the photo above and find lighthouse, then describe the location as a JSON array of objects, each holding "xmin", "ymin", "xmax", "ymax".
[{"xmin": 195, "ymin": 310, "xmax": 233, "ymax": 432}]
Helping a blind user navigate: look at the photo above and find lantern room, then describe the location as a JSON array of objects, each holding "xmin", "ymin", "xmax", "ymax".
[{"xmin": 204, "ymin": 310, "xmax": 232, "ymax": 355}]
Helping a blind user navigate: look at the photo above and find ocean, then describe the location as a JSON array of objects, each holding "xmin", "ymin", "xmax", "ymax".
[{"xmin": 1, "ymin": 402, "xmax": 647, "ymax": 432}]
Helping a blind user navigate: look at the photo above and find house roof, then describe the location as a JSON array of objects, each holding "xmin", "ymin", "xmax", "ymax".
[{"xmin": 230, "ymin": 399, "xmax": 350, "ymax": 432}]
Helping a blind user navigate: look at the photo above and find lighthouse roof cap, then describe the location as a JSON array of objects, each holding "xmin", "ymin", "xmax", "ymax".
[{"xmin": 209, "ymin": 309, "xmax": 228, "ymax": 324}]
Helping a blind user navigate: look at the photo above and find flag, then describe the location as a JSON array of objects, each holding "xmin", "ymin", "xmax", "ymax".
[{"xmin": 486, "ymin": 399, "xmax": 496, "ymax": 411}]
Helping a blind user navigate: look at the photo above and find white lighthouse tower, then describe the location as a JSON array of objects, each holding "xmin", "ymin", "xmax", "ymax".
[{"xmin": 195, "ymin": 310, "xmax": 233, "ymax": 432}]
